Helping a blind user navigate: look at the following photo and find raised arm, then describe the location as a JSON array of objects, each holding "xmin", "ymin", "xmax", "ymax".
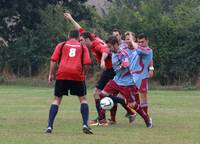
[
  {"xmin": 129, "ymin": 34, "xmax": 138, "ymax": 49},
  {"xmin": 63, "ymin": 12, "xmax": 82, "ymax": 30}
]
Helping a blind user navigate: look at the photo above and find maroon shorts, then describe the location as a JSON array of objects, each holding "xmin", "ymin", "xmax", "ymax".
[
  {"xmin": 103, "ymin": 80, "xmax": 138, "ymax": 103},
  {"xmin": 139, "ymin": 78, "xmax": 148, "ymax": 93}
]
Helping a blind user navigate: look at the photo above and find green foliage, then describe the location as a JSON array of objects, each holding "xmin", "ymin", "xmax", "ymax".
[
  {"xmin": 0, "ymin": 0, "xmax": 199, "ymax": 85},
  {"xmin": 102, "ymin": 0, "xmax": 200, "ymax": 85},
  {"xmin": 0, "ymin": 1, "xmax": 102, "ymax": 76}
]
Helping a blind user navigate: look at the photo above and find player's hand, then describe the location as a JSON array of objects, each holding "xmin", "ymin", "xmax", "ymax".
[
  {"xmin": 121, "ymin": 59, "xmax": 129, "ymax": 68},
  {"xmin": 129, "ymin": 34, "xmax": 133, "ymax": 41},
  {"xmin": 48, "ymin": 74, "xmax": 55, "ymax": 85},
  {"xmin": 63, "ymin": 12, "xmax": 73, "ymax": 20},
  {"xmin": 148, "ymin": 70, "xmax": 154, "ymax": 78},
  {"xmin": 100, "ymin": 61, "xmax": 106, "ymax": 70}
]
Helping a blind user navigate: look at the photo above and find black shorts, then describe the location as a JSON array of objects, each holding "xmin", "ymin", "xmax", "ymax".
[
  {"xmin": 54, "ymin": 80, "xmax": 86, "ymax": 97},
  {"xmin": 96, "ymin": 68, "xmax": 116, "ymax": 90}
]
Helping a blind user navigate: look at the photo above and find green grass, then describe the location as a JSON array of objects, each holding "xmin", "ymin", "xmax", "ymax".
[{"xmin": 0, "ymin": 85, "xmax": 200, "ymax": 144}]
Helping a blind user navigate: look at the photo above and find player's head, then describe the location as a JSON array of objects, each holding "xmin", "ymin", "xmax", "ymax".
[
  {"xmin": 80, "ymin": 31, "xmax": 94, "ymax": 48},
  {"xmin": 112, "ymin": 28, "xmax": 122, "ymax": 42},
  {"xmin": 124, "ymin": 31, "xmax": 136, "ymax": 47},
  {"xmin": 106, "ymin": 35, "xmax": 119, "ymax": 53},
  {"xmin": 68, "ymin": 30, "xmax": 80, "ymax": 40},
  {"xmin": 137, "ymin": 33, "xmax": 148, "ymax": 47}
]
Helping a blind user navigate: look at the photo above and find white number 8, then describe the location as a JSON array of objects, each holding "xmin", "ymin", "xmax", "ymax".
[{"xmin": 69, "ymin": 48, "xmax": 76, "ymax": 57}]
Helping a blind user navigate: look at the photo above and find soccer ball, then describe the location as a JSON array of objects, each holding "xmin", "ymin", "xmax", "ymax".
[{"xmin": 100, "ymin": 97, "xmax": 114, "ymax": 110}]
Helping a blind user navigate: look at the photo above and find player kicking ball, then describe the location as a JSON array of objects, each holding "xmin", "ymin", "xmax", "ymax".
[{"xmin": 98, "ymin": 36, "xmax": 153, "ymax": 128}]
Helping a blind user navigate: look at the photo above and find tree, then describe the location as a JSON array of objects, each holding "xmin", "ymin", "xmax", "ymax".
[{"xmin": 101, "ymin": 0, "xmax": 200, "ymax": 85}]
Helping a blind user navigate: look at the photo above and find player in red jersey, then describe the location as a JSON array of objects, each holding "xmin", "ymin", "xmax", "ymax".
[
  {"xmin": 64, "ymin": 12, "xmax": 116, "ymax": 126},
  {"xmin": 45, "ymin": 30, "xmax": 93, "ymax": 134}
]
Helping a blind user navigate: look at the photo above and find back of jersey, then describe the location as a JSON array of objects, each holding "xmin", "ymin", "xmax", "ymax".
[{"xmin": 56, "ymin": 39, "xmax": 87, "ymax": 81}]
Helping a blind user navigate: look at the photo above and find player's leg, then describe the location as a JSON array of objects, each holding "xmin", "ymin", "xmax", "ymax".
[
  {"xmin": 101, "ymin": 80, "xmax": 136, "ymax": 123},
  {"xmin": 90, "ymin": 68, "xmax": 115, "ymax": 124},
  {"xmin": 45, "ymin": 96, "xmax": 62, "ymax": 133},
  {"xmin": 93, "ymin": 87, "xmax": 101, "ymax": 120},
  {"xmin": 140, "ymin": 92, "xmax": 148, "ymax": 113},
  {"xmin": 93, "ymin": 80, "xmax": 118, "ymax": 126},
  {"xmin": 45, "ymin": 80, "xmax": 65, "ymax": 133},
  {"xmin": 129, "ymin": 101, "xmax": 152, "ymax": 128},
  {"xmin": 114, "ymin": 86, "xmax": 137, "ymax": 123},
  {"xmin": 139, "ymin": 79, "xmax": 148, "ymax": 114},
  {"xmin": 79, "ymin": 96, "xmax": 93, "ymax": 134},
  {"xmin": 129, "ymin": 85, "xmax": 152, "ymax": 128},
  {"xmin": 97, "ymin": 91, "xmax": 110, "ymax": 126},
  {"xmin": 109, "ymin": 95, "xmax": 136, "ymax": 123},
  {"xmin": 71, "ymin": 80, "xmax": 93, "ymax": 134}
]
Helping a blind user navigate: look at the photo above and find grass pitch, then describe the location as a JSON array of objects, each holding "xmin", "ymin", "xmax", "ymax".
[{"xmin": 0, "ymin": 85, "xmax": 200, "ymax": 144}]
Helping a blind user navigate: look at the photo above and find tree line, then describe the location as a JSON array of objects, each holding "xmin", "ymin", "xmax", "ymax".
[{"xmin": 0, "ymin": 0, "xmax": 200, "ymax": 85}]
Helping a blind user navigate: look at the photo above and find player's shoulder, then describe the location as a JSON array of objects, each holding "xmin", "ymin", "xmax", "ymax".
[
  {"xmin": 138, "ymin": 46, "xmax": 152, "ymax": 51},
  {"xmin": 57, "ymin": 41, "xmax": 65, "ymax": 46},
  {"xmin": 54, "ymin": 41, "xmax": 66, "ymax": 50},
  {"xmin": 92, "ymin": 38, "xmax": 103, "ymax": 45},
  {"xmin": 65, "ymin": 39, "xmax": 82, "ymax": 47},
  {"xmin": 92, "ymin": 39, "xmax": 106, "ymax": 49},
  {"xmin": 120, "ymin": 47, "xmax": 129, "ymax": 55}
]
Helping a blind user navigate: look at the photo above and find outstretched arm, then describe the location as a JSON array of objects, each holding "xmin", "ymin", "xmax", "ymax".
[{"xmin": 63, "ymin": 12, "xmax": 82, "ymax": 30}]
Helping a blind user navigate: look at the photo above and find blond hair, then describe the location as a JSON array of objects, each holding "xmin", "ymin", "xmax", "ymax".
[
  {"xmin": 124, "ymin": 31, "xmax": 136, "ymax": 42},
  {"xmin": 125, "ymin": 31, "xmax": 135, "ymax": 37}
]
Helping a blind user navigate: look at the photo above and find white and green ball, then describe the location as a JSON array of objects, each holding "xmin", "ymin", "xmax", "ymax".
[{"xmin": 100, "ymin": 97, "xmax": 114, "ymax": 110}]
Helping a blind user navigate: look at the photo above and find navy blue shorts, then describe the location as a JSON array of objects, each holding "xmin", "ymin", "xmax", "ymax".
[
  {"xmin": 96, "ymin": 68, "xmax": 116, "ymax": 90},
  {"xmin": 54, "ymin": 80, "xmax": 86, "ymax": 97}
]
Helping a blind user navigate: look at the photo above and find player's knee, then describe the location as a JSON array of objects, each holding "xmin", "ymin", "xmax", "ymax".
[
  {"xmin": 128, "ymin": 101, "xmax": 137, "ymax": 108},
  {"xmin": 79, "ymin": 96, "xmax": 88, "ymax": 104},
  {"xmin": 99, "ymin": 91, "xmax": 108, "ymax": 99},
  {"xmin": 93, "ymin": 88, "xmax": 101, "ymax": 99},
  {"xmin": 52, "ymin": 96, "xmax": 62, "ymax": 105},
  {"xmin": 80, "ymin": 100, "xmax": 88, "ymax": 104}
]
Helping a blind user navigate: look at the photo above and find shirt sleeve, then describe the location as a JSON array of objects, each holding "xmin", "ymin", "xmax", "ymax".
[
  {"xmin": 94, "ymin": 43, "xmax": 110, "ymax": 54},
  {"xmin": 50, "ymin": 42, "xmax": 64, "ymax": 62},
  {"xmin": 82, "ymin": 45, "xmax": 92, "ymax": 65},
  {"xmin": 136, "ymin": 47, "xmax": 152, "ymax": 55},
  {"xmin": 79, "ymin": 28, "xmax": 86, "ymax": 35}
]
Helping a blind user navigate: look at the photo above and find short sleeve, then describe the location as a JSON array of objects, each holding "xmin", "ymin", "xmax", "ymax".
[
  {"xmin": 79, "ymin": 28, "xmax": 86, "ymax": 35},
  {"xmin": 51, "ymin": 42, "xmax": 64, "ymax": 62},
  {"xmin": 94, "ymin": 43, "xmax": 110, "ymax": 54},
  {"xmin": 82, "ymin": 45, "xmax": 92, "ymax": 65}
]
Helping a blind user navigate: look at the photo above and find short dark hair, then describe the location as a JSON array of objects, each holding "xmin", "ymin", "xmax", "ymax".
[
  {"xmin": 80, "ymin": 31, "xmax": 94, "ymax": 41},
  {"xmin": 69, "ymin": 30, "xmax": 80, "ymax": 39},
  {"xmin": 112, "ymin": 28, "xmax": 121, "ymax": 35},
  {"xmin": 106, "ymin": 35, "xmax": 119, "ymax": 45},
  {"xmin": 137, "ymin": 33, "xmax": 148, "ymax": 40}
]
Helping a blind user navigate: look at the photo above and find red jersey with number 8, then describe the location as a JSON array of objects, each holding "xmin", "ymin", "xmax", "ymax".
[{"xmin": 51, "ymin": 39, "xmax": 92, "ymax": 81}]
